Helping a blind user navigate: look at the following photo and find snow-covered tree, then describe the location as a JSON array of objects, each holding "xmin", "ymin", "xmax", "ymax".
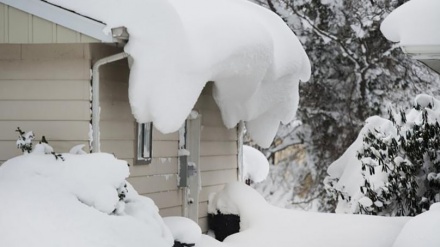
[
  {"xmin": 252, "ymin": 0, "xmax": 440, "ymax": 211},
  {"xmin": 327, "ymin": 95, "xmax": 440, "ymax": 216}
]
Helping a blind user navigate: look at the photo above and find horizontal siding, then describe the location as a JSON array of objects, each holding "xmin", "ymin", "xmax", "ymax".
[
  {"xmin": 200, "ymin": 155, "xmax": 237, "ymax": 172},
  {"xmin": 129, "ymin": 157, "xmax": 178, "ymax": 177},
  {"xmin": 0, "ymin": 101, "xmax": 90, "ymax": 121},
  {"xmin": 0, "ymin": 80, "xmax": 90, "ymax": 100},
  {"xmin": 99, "ymin": 101, "xmax": 134, "ymax": 121},
  {"xmin": 159, "ymin": 206, "xmax": 182, "ymax": 218},
  {"xmin": 127, "ymin": 174, "xmax": 178, "ymax": 194},
  {"xmin": 0, "ymin": 4, "xmax": 99, "ymax": 44},
  {"xmin": 0, "ymin": 59, "xmax": 90, "ymax": 80},
  {"xmin": 146, "ymin": 190, "xmax": 183, "ymax": 209},
  {"xmin": 201, "ymin": 126, "xmax": 237, "ymax": 141},
  {"xmin": 0, "ymin": 45, "xmax": 91, "ymax": 162},
  {"xmin": 200, "ymin": 141, "xmax": 238, "ymax": 156},
  {"xmin": 201, "ymin": 169, "xmax": 238, "ymax": 187},
  {"xmin": 0, "ymin": 121, "xmax": 89, "ymax": 141},
  {"xmin": 199, "ymin": 185, "xmax": 225, "ymax": 203},
  {"xmin": 199, "ymin": 217, "xmax": 209, "ymax": 233}
]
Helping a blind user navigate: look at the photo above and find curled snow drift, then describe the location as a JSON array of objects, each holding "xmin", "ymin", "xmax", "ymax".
[
  {"xmin": 381, "ymin": 0, "xmax": 440, "ymax": 45},
  {"xmin": 205, "ymin": 182, "xmax": 408, "ymax": 247},
  {"xmin": 243, "ymin": 145, "xmax": 270, "ymax": 183},
  {"xmin": 47, "ymin": 0, "xmax": 311, "ymax": 147},
  {"xmin": 0, "ymin": 153, "xmax": 173, "ymax": 247}
]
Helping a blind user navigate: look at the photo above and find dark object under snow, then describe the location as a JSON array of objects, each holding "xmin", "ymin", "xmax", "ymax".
[
  {"xmin": 173, "ymin": 241, "xmax": 195, "ymax": 247},
  {"xmin": 208, "ymin": 211, "xmax": 240, "ymax": 241}
]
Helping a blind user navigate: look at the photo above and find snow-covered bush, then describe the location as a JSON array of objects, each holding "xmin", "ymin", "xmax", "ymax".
[
  {"xmin": 15, "ymin": 127, "xmax": 34, "ymax": 153},
  {"xmin": 243, "ymin": 145, "xmax": 269, "ymax": 185},
  {"xmin": 0, "ymin": 152, "xmax": 173, "ymax": 247},
  {"xmin": 326, "ymin": 94, "xmax": 440, "ymax": 216}
]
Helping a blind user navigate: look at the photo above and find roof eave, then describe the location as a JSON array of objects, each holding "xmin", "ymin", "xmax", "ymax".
[
  {"xmin": 401, "ymin": 45, "xmax": 440, "ymax": 75},
  {"xmin": 0, "ymin": 0, "xmax": 116, "ymax": 43}
]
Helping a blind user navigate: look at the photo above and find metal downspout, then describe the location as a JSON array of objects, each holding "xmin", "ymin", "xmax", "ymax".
[{"xmin": 91, "ymin": 52, "xmax": 129, "ymax": 152}]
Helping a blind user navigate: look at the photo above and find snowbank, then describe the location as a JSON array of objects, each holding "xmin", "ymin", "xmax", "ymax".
[
  {"xmin": 381, "ymin": 0, "xmax": 440, "ymax": 46},
  {"xmin": 203, "ymin": 182, "xmax": 408, "ymax": 247},
  {"xmin": 243, "ymin": 145, "xmax": 269, "ymax": 183},
  {"xmin": 163, "ymin": 217, "xmax": 202, "ymax": 245},
  {"xmin": 393, "ymin": 203, "xmax": 440, "ymax": 247},
  {"xmin": 0, "ymin": 153, "xmax": 173, "ymax": 247},
  {"xmin": 46, "ymin": 0, "xmax": 310, "ymax": 147}
]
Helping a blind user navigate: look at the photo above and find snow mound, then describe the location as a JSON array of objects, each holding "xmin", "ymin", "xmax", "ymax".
[
  {"xmin": 392, "ymin": 203, "xmax": 440, "ymax": 247},
  {"xmin": 47, "ymin": 0, "xmax": 311, "ymax": 148},
  {"xmin": 243, "ymin": 145, "xmax": 270, "ymax": 183},
  {"xmin": 381, "ymin": 0, "xmax": 440, "ymax": 46},
  {"xmin": 0, "ymin": 153, "xmax": 173, "ymax": 247},
  {"xmin": 163, "ymin": 217, "xmax": 202, "ymax": 245},
  {"xmin": 204, "ymin": 182, "xmax": 408, "ymax": 247}
]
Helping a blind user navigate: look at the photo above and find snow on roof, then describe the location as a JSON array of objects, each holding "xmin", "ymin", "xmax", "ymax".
[
  {"xmin": 381, "ymin": 0, "xmax": 440, "ymax": 46},
  {"xmin": 46, "ymin": 0, "xmax": 311, "ymax": 148}
]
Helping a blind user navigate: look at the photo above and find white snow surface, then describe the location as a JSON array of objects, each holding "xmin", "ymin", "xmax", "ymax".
[
  {"xmin": 46, "ymin": 0, "xmax": 311, "ymax": 148},
  {"xmin": 163, "ymin": 217, "xmax": 202, "ymax": 244},
  {"xmin": 0, "ymin": 153, "xmax": 173, "ymax": 247},
  {"xmin": 243, "ymin": 145, "xmax": 270, "ymax": 183},
  {"xmin": 392, "ymin": 203, "xmax": 440, "ymax": 247},
  {"xmin": 202, "ymin": 182, "xmax": 409, "ymax": 247},
  {"xmin": 381, "ymin": 0, "xmax": 440, "ymax": 46}
]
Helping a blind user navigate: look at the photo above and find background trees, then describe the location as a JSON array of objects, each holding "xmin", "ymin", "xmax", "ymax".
[{"xmin": 251, "ymin": 0, "xmax": 440, "ymax": 211}]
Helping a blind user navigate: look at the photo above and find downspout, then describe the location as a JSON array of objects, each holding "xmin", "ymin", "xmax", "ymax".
[
  {"xmin": 91, "ymin": 52, "xmax": 129, "ymax": 152},
  {"xmin": 237, "ymin": 121, "xmax": 245, "ymax": 182}
]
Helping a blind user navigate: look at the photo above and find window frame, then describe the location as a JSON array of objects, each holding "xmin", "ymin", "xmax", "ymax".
[{"xmin": 136, "ymin": 122, "xmax": 153, "ymax": 164}]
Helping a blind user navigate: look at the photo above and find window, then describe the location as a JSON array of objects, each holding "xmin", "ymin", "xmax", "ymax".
[{"xmin": 136, "ymin": 123, "xmax": 152, "ymax": 164}]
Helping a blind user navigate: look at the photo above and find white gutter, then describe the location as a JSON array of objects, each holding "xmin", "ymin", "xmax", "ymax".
[{"xmin": 91, "ymin": 52, "xmax": 129, "ymax": 152}]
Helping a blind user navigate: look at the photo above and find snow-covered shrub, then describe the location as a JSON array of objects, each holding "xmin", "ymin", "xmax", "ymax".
[
  {"xmin": 326, "ymin": 94, "xmax": 440, "ymax": 216},
  {"xmin": 15, "ymin": 127, "xmax": 66, "ymax": 160},
  {"xmin": 0, "ymin": 152, "xmax": 173, "ymax": 247},
  {"xmin": 16, "ymin": 127, "xmax": 34, "ymax": 153},
  {"xmin": 243, "ymin": 145, "xmax": 269, "ymax": 185}
]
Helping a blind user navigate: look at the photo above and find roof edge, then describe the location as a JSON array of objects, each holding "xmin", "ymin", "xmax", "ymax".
[{"xmin": 0, "ymin": 0, "xmax": 115, "ymax": 42}]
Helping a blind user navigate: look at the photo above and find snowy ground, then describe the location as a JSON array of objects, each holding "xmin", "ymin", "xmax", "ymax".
[{"xmin": 1, "ymin": 152, "xmax": 439, "ymax": 247}]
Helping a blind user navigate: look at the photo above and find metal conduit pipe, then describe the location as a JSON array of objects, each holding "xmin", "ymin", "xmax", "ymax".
[{"xmin": 91, "ymin": 52, "xmax": 129, "ymax": 152}]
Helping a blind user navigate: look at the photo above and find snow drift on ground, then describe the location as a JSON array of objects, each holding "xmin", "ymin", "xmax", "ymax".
[
  {"xmin": 243, "ymin": 145, "xmax": 269, "ymax": 183},
  {"xmin": 163, "ymin": 216, "xmax": 202, "ymax": 245},
  {"xmin": 0, "ymin": 153, "xmax": 173, "ymax": 247},
  {"xmin": 46, "ymin": 0, "xmax": 310, "ymax": 147},
  {"xmin": 202, "ymin": 182, "xmax": 409, "ymax": 247},
  {"xmin": 392, "ymin": 203, "xmax": 440, "ymax": 247},
  {"xmin": 381, "ymin": 0, "xmax": 440, "ymax": 46}
]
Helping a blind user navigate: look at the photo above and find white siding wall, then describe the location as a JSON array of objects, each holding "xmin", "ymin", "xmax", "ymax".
[
  {"xmin": 0, "ymin": 3, "xmax": 98, "ymax": 44},
  {"xmin": 0, "ymin": 43, "xmax": 91, "ymax": 163}
]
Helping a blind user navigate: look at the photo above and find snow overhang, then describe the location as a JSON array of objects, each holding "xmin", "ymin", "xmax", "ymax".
[
  {"xmin": 0, "ymin": 0, "xmax": 117, "ymax": 43},
  {"xmin": 381, "ymin": 0, "xmax": 440, "ymax": 74},
  {"xmin": 45, "ymin": 0, "xmax": 311, "ymax": 148}
]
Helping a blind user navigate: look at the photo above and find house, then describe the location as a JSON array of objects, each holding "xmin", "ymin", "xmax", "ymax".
[
  {"xmin": 0, "ymin": 0, "xmax": 242, "ymax": 232},
  {"xmin": 381, "ymin": 0, "xmax": 440, "ymax": 75}
]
